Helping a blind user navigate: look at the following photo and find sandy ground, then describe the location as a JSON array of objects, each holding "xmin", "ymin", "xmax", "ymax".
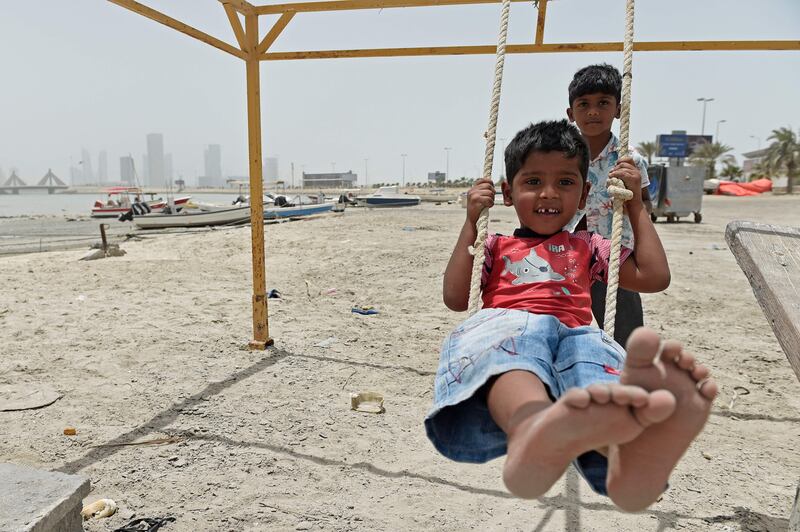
[{"xmin": 2, "ymin": 193, "xmax": 800, "ymax": 532}]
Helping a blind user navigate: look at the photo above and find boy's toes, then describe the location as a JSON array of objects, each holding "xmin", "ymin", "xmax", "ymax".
[
  {"xmin": 562, "ymin": 387, "xmax": 592, "ymax": 408},
  {"xmin": 659, "ymin": 339, "xmax": 684, "ymax": 364},
  {"xmin": 623, "ymin": 327, "xmax": 662, "ymax": 369},
  {"xmin": 691, "ymin": 364, "xmax": 710, "ymax": 382},
  {"xmin": 674, "ymin": 349, "xmax": 696, "ymax": 371},
  {"xmin": 585, "ymin": 383, "xmax": 612, "ymax": 404},
  {"xmin": 632, "ymin": 389, "xmax": 676, "ymax": 426},
  {"xmin": 609, "ymin": 384, "xmax": 649, "ymax": 408},
  {"xmin": 697, "ymin": 376, "xmax": 719, "ymax": 400}
]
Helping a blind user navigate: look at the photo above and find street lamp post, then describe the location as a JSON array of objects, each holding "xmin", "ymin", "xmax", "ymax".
[
  {"xmin": 364, "ymin": 158, "xmax": 369, "ymax": 188},
  {"xmin": 444, "ymin": 147, "xmax": 452, "ymax": 181},
  {"xmin": 715, "ymin": 119, "xmax": 727, "ymax": 142},
  {"xmin": 697, "ymin": 97, "xmax": 714, "ymax": 136},
  {"xmin": 401, "ymin": 153, "xmax": 407, "ymax": 187}
]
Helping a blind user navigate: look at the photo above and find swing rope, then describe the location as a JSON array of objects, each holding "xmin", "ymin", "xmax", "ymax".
[
  {"xmin": 467, "ymin": 0, "xmax": 637, "ymax": 336},
  {"xmin": 467, "ymin": 0, "xmax": 512, "ymax": 315},
  {"xmin": 603, "ymin": 0, "xmax": 636, "ymax": 339}
]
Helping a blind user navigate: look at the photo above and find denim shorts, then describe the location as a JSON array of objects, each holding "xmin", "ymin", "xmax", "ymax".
[{"xmin": 424, "ymin": 308, "xmax": 626, "ymax": 495}]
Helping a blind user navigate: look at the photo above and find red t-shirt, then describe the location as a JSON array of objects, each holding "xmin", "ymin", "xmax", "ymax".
[{"xmin": 481, "ymin": 229, "xmax": 632, "ymax": 328}]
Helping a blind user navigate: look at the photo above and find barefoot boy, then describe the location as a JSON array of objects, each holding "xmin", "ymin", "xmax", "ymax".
[
  {"xmin": 566, "ymin": 63, "xmax": 652, "ymax": 346},
  {"xmin": 425, "ymin": 119, "xmax": 717, "ymax": 510}
]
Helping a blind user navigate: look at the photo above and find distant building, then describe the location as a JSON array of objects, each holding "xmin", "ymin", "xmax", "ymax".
[
  {"xmin": 302, "ymin": 171, "xmax": 357, "ymax": 188},
  {"xmin": 120, "ymin": 156, "xmax": 136, "ymax": 184},
  {"xmin": 428, "ymin": 171, "xmax": 446, "ymax": 183},
  {"xmin": 165, "ymin": 153, "xmax": 174, "ymax": 183},
  {"xmin": 81, "ymin": 148, "xmax": 94, "ymax": 185},
  {"xmin": 97, "ymin": 150, "xmax": 108, "ymax": 183},
  {"xmin": 200, "ymin": 144, "xmax": 223, "ymax": 188},
  {"xmin": 741, "ymin": 147, "xmax": 768, "ymax": 180},
  {"xmin": 142, "ymin": 154, "xmax": 149, "ymax": 182},
  {"xmin": 146, "ymin": 133, "xmax": 165, "ymax": 187},
  {"xmin": 264, "ymin": 157, "xmax": 279, "ymax": 183}
]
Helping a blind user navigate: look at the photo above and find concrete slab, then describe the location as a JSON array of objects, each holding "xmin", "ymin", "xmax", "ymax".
[{"xmin": 0, "ymin": 463, "xmax": 90, "ymax": 532}]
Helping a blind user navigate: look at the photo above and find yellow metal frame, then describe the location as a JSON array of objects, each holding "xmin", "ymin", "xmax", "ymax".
[{"xmin": 106, "ymin": 0, "xmax": 800, "ymax": 349}]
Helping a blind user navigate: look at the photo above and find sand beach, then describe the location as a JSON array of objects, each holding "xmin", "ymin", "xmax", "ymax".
[{"xmin": 2, "ymin": 193, "xmax": 800, "ymax": 531}]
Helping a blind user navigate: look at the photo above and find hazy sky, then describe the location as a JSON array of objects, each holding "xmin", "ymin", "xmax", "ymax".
[{"xmin": 1, "ymin": 0, "xmax": 798, "ymax": 186}]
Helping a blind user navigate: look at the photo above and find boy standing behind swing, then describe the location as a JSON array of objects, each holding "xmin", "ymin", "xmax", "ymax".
[{"xmin": 566, "ymin": 63, "xmax": 652, "ymax": 346}]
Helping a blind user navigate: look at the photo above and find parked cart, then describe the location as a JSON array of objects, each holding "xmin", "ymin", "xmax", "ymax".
[{"xmin": 647, "ymin": 165, "xmax": 705, "ymax": 223}]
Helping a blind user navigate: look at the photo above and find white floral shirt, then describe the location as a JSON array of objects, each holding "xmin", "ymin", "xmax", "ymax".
[{"xmin": 566, "ymin": 133, "xmax": 649, "ymax": 249}]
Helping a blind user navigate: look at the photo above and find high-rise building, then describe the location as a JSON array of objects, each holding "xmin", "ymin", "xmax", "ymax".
[
  {"xmin": 146, "ymin": 133, "xmax": 165, "ymax": 187},
  {"xmin": 120, "ymin": 156, "xmax": 136, "ymax": 184},
  {"xmin": 97, "ymin": 150, "xmax": 108, "ymax": 183},
  {"xmin": 200, "ymin": 144, "xmax": 223, "ymax": 187},
  {"xmin": 165, "ymin": 153, "xmax": 174, "ymax": 184},
  {"xmin": 81, "ymin": 148, "xmax": 94, "ymax": 185},
  {"xmin": 264, "ymin": 157, "xmax": 279, "ymax": 183}
]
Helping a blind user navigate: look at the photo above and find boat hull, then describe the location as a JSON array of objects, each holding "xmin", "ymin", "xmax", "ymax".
[
  {"xmin": 91, "ymin": 196, "xmax": 191, "ymax": 218},
  {"xmin": 358, "ymin": 197, "xmax": 421, "ymax": 208},
  {"xmin": 134, "ymin": 203, "xmax": 334, "ymax": 230}
]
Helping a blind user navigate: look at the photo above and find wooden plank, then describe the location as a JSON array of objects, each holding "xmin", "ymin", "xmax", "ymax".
[
  {"xmin": 108, "ymin": 0, "xmax": 245, "ymax": 59},
  {"xmin": 257, "ymin": 13, "xmax": 295, "ymax": 55},
  {"xmin": 218, "ymin": 0, "xmax": 255, "ymax": 14},
  {"xmin": 260, "ymin": 40, "xmax": 800, "ymax": 60},
  {"xmin": 725, "ymin": 221, "xmax": 800, "ymax": 383},
  {"xmin": 244, "ymin": 13, "xmax": 272, "ymax": 349},
  {"xmin": 255, "ymin": 0, "xmax": 529, "ymax": 15},
  {"xmin": 223, "ymin": 3, "xmax": 247, "ymax": 50},
  {"xmin": 534, "ymin": 0, "xmax": 547, "ymax": 45}
]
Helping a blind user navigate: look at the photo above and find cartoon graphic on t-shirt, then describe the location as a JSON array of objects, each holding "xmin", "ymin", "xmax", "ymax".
[{"xmin": 501, "ymin": 248, "xmax": 565, "ymax": 285}]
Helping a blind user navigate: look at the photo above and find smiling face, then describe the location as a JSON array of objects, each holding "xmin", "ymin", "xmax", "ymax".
[
  {"xmin": 502, "ymin": 150, "xmax": 590, "ymax": 235},
  {"xmin": 567, "ymin": 92, "xmax": 620, "ymax": 139}
]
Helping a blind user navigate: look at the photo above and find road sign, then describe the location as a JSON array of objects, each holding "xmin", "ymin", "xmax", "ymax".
[{"xmin": 657, "ymin": 134, "xmax": 689, "ymax": 158}]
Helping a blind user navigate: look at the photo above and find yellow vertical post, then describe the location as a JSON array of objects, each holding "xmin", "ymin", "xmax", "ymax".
[
  {"xmin": 245, "ymin": 12, "xmax": 272, "ymax": 349},
  {"xmin": 534, "ymin": 0, "xmax": 547, "ymax": 45}
]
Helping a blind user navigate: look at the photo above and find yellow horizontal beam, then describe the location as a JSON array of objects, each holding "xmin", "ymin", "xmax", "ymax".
[
  {"xmin": 260, "ymin": 40, "xmax": 800, "ymax": 60},
  {"xmin": 108, "ymin": 0, "xmax": 245, "ymax": 59},
  {"xmin": 219, "ymin": 0, "xmax": 256, "ymax": 15},
  {"xmin": 254, "ymin": 0, "xmax": 529, "ymax": 15}
]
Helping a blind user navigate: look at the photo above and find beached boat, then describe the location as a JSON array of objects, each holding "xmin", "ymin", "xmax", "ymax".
[
  {"xmin": 91, "ymin": 187, "xmax": 190, "ymax": 218},
  {"xmin": 356, "ymin": 186, "xmax": 421, "ymax": 208},
  {"xmin": 133, "ymin": 202, "xmax": 334, "ymax": 230}
]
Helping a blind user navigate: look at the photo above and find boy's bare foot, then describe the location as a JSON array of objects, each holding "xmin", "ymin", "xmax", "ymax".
[
  {"xmin": 608, "ymin": 327, "xmax": 718, "ymax": 511},
  {"xmin": 503, "ymin": 382, "xmax": 675, "ymax": 499}
]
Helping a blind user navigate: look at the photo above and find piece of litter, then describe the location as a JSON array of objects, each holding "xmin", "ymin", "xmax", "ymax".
[
  {"xmin": 350, "ymin": 392, "xmax": 385, "ymax": 414},
  {"xmin": 314, "ymin": 337, "xmax": 338, "ymax": 348},
  {"xmin": 402, "ymin": 226, "xmax": 416, "ymax": 231},
  {"xmin": 76, "ymin": 294, "xmax": 86, "ymax": 302},
  {"xmin": 81, "ymin": 498, "xmax": 117, "ymax": 520},
  {"xmin": 352, "ymin": 306, "xmax": 379, "ymax": 316},
  {"xmin": 63, "ymin": 427, "xmax": 77, "ymax": 436},
  {"xmin": 113, "ymin": 516, "xmax": 175, "ymax": 532},
  {"xmin": 267, "ymin": 288, "xmax": 281, "ymax": 299}
]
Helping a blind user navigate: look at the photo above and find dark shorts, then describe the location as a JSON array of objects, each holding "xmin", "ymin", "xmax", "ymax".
[{"xmin": 591, "ymin": 282, "xmax": 644, "ymax": 347}]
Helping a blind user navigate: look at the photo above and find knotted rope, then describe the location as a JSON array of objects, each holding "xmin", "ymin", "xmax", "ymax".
[
  {"xmin": 603, "ymin": 0, "xmax": 636, "ymax": 339},
  {"xmin": 467, "ymin": 0, "xmax": 512, "ymax": 315}
]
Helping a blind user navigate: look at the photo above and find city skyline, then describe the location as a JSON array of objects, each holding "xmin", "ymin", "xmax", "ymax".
[{"xmin": 1, "ymin": 1, "xmax": 798, "ymax": 186}]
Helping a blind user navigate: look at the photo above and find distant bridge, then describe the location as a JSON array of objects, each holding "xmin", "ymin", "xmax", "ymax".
[{"xmin": 0, "ymin": 169, "xmax": 69, "ymax": 194}]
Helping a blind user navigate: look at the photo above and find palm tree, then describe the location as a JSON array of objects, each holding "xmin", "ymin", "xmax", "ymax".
[
  {"xmin": 689, "ymin": 142, "xmax": 735, "ymax": 180},
  {"xmin": 719, "ymin": 162, "xmax": 743, "ymax": 181},
  {"xmin": 636, "ymin": 141, "xmax": 658, "ymax": 165},
  {"xmin": 764, "ymin": 127, "xmax": 799, "ymax": 193}
]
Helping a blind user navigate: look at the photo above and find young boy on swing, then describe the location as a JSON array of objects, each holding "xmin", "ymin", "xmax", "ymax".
[
  {"xmin": 566, "ymin": 63, "xmax": 652, "ymax": 346},
  {"xmin": 425, "ymin": 119, "xmax": 717, "ymax": 511}
]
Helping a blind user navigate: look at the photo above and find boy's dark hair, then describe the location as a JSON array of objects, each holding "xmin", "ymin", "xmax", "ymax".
[
  {"xmin": 504, "ymin": 120, "xmax": 589, "ymax": 184},
  {"xmin": 568, "ymin": 63, "xmax": 622, "ymax": 106}
]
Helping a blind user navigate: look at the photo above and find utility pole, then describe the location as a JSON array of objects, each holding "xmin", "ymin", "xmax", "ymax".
[
  {"xmin": 401, "ymin": 153, "xmax": 407, "ymax": 187},
  {"xmin": 715, "ymin": 119, "xmax": 727, "ymax": 143},
  {"xmin": 444, "ymin": 147, "xmax": 452, "ymax": 181},
  {"xmin": 697, "ymin": 97, "xmax": 714, "ymax": 136},
  {"xmin": 364, "ymin": 158, "xmax": 369, "ymax": 188},
  {"xmin": 291, "ymin": 162, "xmax": 294, "ymax": 189}
]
